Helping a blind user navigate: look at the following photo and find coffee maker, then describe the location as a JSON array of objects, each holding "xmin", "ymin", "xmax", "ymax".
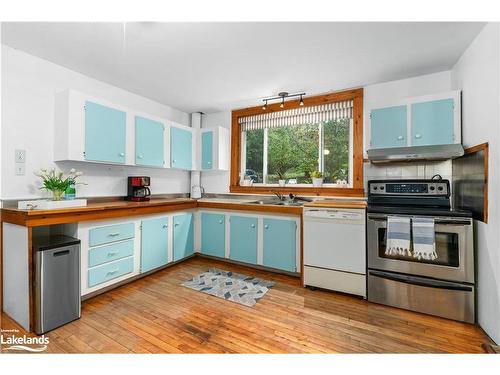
[{"xmin": 126, "ymin": 176, "xmax": 151, "ymax": 201}]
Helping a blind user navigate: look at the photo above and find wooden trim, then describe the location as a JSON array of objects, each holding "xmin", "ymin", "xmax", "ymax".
[
  {"xmin": 464, "ymin": 142, "xmax": 489, "ymax": 223},
  {"xmin": 0, "ymin": 215, "xmax": 3, "ymax": 313},
  {"xmin": 1, "ymin": 201, "xmax": 198, "ymax": 227},
  {"xmin": 230, "ymin": 88, "xmax": 365, "ymax": 196}
]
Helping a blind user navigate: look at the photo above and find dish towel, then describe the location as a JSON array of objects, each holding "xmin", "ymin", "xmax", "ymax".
[
  {"xmin": 412, "ymin": 217, "xmax": 437, "ymax": 260},
  {"xmin": 386, "ymin": 216, "xmax": 411, "ymax": 256}
]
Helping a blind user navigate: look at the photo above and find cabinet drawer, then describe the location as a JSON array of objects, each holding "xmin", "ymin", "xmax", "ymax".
[
  {"xmin": 89, "ymin": 223, "xmax": 135, "ymax": 247},
  {"xmin": 88, "ymin": 257, "xmax": 134, "ymax": 288},
  {"xmin": 88, "ymin": 240, "xmax": 134, "ymax": 268}
]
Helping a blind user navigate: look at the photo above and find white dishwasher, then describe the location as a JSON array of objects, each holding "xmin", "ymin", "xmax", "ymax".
[{"xmin": 303, "ymin": 207, "xmax": 366, "ymax": 297}]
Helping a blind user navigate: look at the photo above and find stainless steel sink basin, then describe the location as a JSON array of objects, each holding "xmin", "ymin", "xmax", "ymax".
[{"xmin": 248, "ymin": 200, "xmax": 305, "ymax": 206}]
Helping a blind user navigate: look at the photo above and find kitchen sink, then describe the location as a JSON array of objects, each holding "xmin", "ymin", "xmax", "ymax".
[{"xmin": 247, "ymin": 199, "xmax": 305, "ymax": 206}]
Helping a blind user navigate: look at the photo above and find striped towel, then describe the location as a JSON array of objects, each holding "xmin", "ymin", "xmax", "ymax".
[
  {"xmin": 386, "ymin": 216, "xmax": 411, "ymax": 257},
  {"xmin": 412, "ymin": 217, "xmax": 437, "ymax": 260}
]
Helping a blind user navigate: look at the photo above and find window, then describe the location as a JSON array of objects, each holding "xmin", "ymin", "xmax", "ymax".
[
  {"xmin": 231, "ymin": 89, "xmax": 364, "ymax": 196},
  {"xmin": 243, "ymin": 120, "xmax": 352, "ymax": 186}
]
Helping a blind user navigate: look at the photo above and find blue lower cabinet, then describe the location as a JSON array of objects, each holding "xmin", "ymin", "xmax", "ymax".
[
  {"xmin": 88, "ymin": 257, "xmax": 134, "ymax": 288},
  {"xmin": 263, "ymin": 219, "xmax": 297, "ymax": 272},
  {"xmin": 89, "ymin": 222, "xmax": 135, "ymax": 247},
  {"xmin": 173, "ymin": 213, "xmax": 194, "ymax": 261},
  {"xmin": 141, "ymin": 217, "xmax": 169, "ymax": 273},
  {"xmin": 201, "ymin": 213, "xmax": 225, "ymax": 257},
  {"xmin": 229, "ymin": 216, "xmax": 257, "ymax": 264},
  {"xmin": 88, "ymin": 240, "xmax": 134, "ymax": 268}
]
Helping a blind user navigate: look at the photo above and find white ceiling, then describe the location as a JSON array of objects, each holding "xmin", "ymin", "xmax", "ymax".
[{"xmin": 1, "ymin": 22, "xmax": 485, "ymax": 114}]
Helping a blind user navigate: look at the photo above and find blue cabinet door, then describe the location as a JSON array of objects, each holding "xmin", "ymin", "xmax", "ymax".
[
  {"xmin": 84, "ymin": 101, "xmax": 126, "ymax": 163},
  {"xmin": 263, "ymin": 219, "xmax": 296, "ymax": 272},
  {"xmin": 370, "ymin": 105, "xmax": 407, "ymax": 149},
  {"xmin": 141, "ymin": 217, "xmax": 168, "ymax": 273},
  {"xmin": 170, "ymin": 127, "xmax": 192, "ymax": 170},
  {"xmin": 411, "ymin": 98, "xmax": 454, "ymax": 146},
  {"xmin": 135, "ymin": 116, "xmax": 164, "ymax": 167},
  {"xmin": 229, "ymin": 216, "xmax": 257, "ymax": 264},
  {"xmin": 201, "ymin": 213, "xmax": 225, "ymax": 258},
  {"xmin": 173, "ymin": 213, "xmax": 194, "ymax": 261},
  {"xmin": 201, "ymin": 131, "xmax": 213, "ymax": 170}
]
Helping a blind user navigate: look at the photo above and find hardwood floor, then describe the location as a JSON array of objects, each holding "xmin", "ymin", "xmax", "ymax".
[{"xmin": 1, "ymin": 257, "xmax": 493, "ymax": 353}]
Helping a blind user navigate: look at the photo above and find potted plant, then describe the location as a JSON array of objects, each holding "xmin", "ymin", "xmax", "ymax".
[
  {"xmin": 311, "ymin": 170, "xmax": 324, "ymax": 187},
  {"xmin": 34, "ymin": 168, "xmax": 85, "ymax": 201},
  {"xmin": 277, "ymin": 171, "xmax": 287, "ymax": 187}
]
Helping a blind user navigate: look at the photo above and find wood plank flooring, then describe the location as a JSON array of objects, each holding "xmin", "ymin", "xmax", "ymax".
[{"xmin": 1, "ymin": 257, "xmax": 493, "ymax": 353}]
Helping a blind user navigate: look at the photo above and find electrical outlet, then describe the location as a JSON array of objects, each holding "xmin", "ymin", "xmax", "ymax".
[
  {"xmin": 15, "ymin": 163, "xmax": 25, "ymax": 176},
  {"xmin": 15, "ymin": 149, "xmax": 26, "ymax": 163}
]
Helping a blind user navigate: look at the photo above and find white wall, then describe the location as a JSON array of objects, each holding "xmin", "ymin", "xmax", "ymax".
[
  {"xmin": 451, "ymin": 23, "xmax": 500, "ymax": 344},
  {"xmin": 200, "ymin": 111, "xmax": 231, "ymax": 193},
  {"xmin": 1, "ymin": 45, "xmax": 192, "ymax": 200},
  {"xmin": 201, "ymin": 71, "xmax": 454, "ymax": 194}
]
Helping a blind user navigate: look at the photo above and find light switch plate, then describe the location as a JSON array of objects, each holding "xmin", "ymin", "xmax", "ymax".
[
  {"xmin": 15, "ymin": 163, "xmax": 26, "ymax": 176},
  {"xmin": 15, "ymin": 149, "xmax": 26, "ymax": 163}
]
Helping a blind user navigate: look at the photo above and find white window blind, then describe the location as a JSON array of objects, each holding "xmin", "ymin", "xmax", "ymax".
[{"xmin": 239, "ymin": 100, "xmax": 354, "ymax": 131}]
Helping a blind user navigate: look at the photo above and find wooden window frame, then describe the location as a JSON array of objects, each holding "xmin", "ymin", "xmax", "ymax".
[{"xmin": 230, "ymin": 88, "xmax": 364, "ymax": 197}]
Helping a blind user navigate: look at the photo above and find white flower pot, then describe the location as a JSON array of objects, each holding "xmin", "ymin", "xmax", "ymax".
[
  {"xmin": 278, "ymin": 179, "xmax": 286, "ymax": 187},
  {"xmin": 312, "ymin": 178, "xmax": 323, "ymax": 187}
]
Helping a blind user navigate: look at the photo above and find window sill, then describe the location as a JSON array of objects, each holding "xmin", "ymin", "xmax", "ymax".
[{"xmin": 229, "ymin": 184, "xmax": 365, "ymax": 197}]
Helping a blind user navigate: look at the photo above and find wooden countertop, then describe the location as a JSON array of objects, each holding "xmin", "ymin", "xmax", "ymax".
[
  {"xmin": 1, "ymin": 198, "xmax": 197, "ymax": 227},
  {"xmin": 304, "ymin": 200, "xmax": 367, "ymax": 209},
  {"xmin": 0, "ymin": 197, "xmax": 365, "ymax": 227}
]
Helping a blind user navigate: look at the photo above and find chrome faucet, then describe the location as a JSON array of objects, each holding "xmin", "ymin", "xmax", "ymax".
[{"xmin": 273, "ymin": 191, "xmax": 285, "ymax": 201}]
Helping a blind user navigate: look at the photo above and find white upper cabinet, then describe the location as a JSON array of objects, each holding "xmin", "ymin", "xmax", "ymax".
[
  {"xmin": 367, "ymin": 90, "xmax": 461, "ymax": 150},
  {"xmin": 54, "ymin": 90, "xmax": 196, "ymax": 170}
]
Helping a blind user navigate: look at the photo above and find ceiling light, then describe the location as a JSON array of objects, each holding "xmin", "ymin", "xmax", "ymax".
[{"xmin": 261, "ymin": 92, "xmax": 306, "ymax": 110}]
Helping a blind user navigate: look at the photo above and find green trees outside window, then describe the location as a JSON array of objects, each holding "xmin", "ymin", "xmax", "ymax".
[{"xmin": 244, "ymin": 118, "xmax": 351, "ymax": 185}]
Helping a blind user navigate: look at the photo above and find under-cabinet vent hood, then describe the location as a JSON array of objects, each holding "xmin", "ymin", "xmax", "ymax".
[{"xmin": 367, "ymin": 144, "xmax": 464, "ymax": 163}]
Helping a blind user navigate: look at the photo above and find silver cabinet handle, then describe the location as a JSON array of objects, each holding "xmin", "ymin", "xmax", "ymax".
[
  {"xmin": 172, "ymin": 159, "xmax": 176, "ymax": 163},
  {"xmin": 119, "ymin": 152, "xmax": 125, "ymax": 157},
  {"xmin": 174, "ymin": 223, "xmax": 179, "ymax": 227},
  {"xmin": 250, "ymin": 224, "xmax": 256, "ymax": 228},
  {"xmin": 107, "ymin": 251, "xmax": 119, "ymax": 257},
  {"xmin": 108, "ymin": 232, "xmax": 120, "ymax": 237},
  {"xmin": 218, "ymin": 220, "xmax": 224, "ymax": 224},
  {"xmin": 397, "ymin": 136, "xmax": 404, "ymax": 140},
  {"xmin": 208, "ymin": 161, "xmax": 212, "ymax": 164},
  {"xmin": 264, "ymin": 225, "xmax": 269, "ymax": 229},
  {"xmin": 163, "ymin": 224, "xmax": 168, "ymax": 228},
  {"xmin": 137, "ymin": 155, "xmax": 143, "ymax": 159},
  {"xmin": 415, "ymin": 134, "xmax": 422, "ymax": 139},
  {"xmin": 106, "ymin": 269, "xmax": 119, "ymax": 275}
]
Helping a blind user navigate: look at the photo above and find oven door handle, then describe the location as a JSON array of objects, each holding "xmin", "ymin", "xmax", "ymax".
[
  {"xmin": 369, "ymin": 270, "xmax": 474, "ymax": 292},
  {"xmin": 368, "ymin": 217, "xmax": 471, "ymax": 225}
]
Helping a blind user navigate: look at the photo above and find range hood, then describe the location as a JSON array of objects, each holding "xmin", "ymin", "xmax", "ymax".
[{"xmin": 367, "ymin": 144, "xmax": 464, "ymax": 163}]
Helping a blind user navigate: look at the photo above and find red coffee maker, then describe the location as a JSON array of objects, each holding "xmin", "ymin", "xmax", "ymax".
[{"xmin": 126, "ymin": 176, "xmax": 151, "ymax": 201}]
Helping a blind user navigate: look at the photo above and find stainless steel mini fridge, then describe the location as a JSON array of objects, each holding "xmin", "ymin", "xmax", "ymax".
[{"xmin": 34, "ymin": 235, "xmax": 81, "ymax": 334}]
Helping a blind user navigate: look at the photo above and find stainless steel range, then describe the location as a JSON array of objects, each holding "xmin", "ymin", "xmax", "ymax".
[{"xmin": 367, "ymin": 179, "xmax": 475, "ymax": 323}]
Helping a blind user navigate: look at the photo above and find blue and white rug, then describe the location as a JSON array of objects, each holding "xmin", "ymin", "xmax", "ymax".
[{"xmin": 182, "ymin": 268, "xmax": 275, "ymax": 307}]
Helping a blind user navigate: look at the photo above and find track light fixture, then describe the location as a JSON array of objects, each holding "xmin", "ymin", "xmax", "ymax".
[{"xmin": 261, "ymin": 91, "xmax": 306, "ymax": 110}]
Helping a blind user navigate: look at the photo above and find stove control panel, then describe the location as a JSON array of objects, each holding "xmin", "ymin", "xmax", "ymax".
[{"xmin": 369, "ymin": 180, "xmax": 449, "ymax": 196}]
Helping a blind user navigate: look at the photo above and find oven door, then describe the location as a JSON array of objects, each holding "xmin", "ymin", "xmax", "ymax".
[{"xmin": 367, "ymin": 213, "xmax": 474, "ymax": 283}]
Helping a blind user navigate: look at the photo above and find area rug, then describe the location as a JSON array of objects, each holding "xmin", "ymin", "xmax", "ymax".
[{"xmin": 181, "ymin": 268, "xmax": 275, "ymax": 307}]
